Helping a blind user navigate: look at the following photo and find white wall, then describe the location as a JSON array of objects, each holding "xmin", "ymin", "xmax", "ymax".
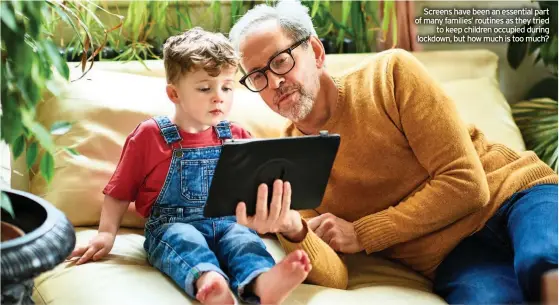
[
  {"xmin": 415, "ymin": 0, "xmax": 551, "ymax": 104},
  {"xmin": 1, "ymin": 140, "xmax": 29, "ymax": 191},
  {"xmin": 1, "ymin": 141, "xmax": 11, "ymax": 188}
]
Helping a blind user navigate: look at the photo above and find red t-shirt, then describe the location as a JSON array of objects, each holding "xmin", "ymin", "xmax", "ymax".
[{"xmin": 103, "ymin": 118, "xmax": 252, "ymax": 217}]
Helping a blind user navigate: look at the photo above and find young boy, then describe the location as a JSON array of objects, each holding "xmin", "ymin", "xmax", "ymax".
[{"xmin": 68, "ymin": 27, "xmax": 311, "ymax": 305}]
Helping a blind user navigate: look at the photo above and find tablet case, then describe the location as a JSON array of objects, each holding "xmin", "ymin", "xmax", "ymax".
[{"xmin": 203, "ymin": 132, "xmax": 340, "ymax": 218}]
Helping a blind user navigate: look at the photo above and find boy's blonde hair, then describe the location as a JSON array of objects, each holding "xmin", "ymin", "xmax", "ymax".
[{"xmin": 163, "ymin": 27, "xmax": 239, "ymax": 84}]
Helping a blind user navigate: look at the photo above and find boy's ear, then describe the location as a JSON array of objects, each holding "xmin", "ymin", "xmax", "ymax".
[{"xmin": 166, "ymin": 84, "xmax": 180, "ymax": 104}]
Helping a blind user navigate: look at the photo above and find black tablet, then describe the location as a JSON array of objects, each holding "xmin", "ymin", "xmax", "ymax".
[{"xmin": 203, "ymin": 132, "xmax": 340, "ymax": 218}]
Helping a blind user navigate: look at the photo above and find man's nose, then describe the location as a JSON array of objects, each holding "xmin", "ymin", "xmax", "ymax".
[{"xmin": 266, "ymin": 70, "xmax": 284, "ymax": 89}]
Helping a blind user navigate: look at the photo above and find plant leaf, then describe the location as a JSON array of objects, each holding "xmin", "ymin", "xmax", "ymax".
[
  {"xmin": 21, "ymin": 110, "xmax": 56, "ymax": 155},
  {"xmin": 212, "ymin": 0, "xmax": 221, "ymax": 30},
  {"xmin": 548, "ymin": 35, "xmax": 558, "ymax": 62},
  {"xmin": 230, "ymin": 0, "xmax": 240, "ymax": 27},
  {"xmin": 311, "ymin": 0, "xmax": 320, "ymax": 18},
  {"xmin": 46, "ymin": 1, "xmax": 86, "ymax": 57},
  {"xmin": 363, "ymin": 1, "xmax": 380, "ymax": 26},
  {"xmin": 336, "ymin": 0, "xmax": 352, "ymax": 50},
  {"xmin": 1, "ymin": 2, "xmax": 18, "ymax": 33},
  {"xmin": 43, "ymin": 40, "xmax": 70, "ymax": 80},
  {"xmin": 64, "ymin": 147, "xmax": 79, "ymax": 156},
  {"xmin": 40, "ymin": 152, "xmax": 55, "ymax": 184},
  {"xmin": 50, "ymin": 121, "xmax": 72, "ymax": 135},
  {"xmin": 513, "ymin": 97, "xmax": 558, "ymax": 172},
  {"xmin": 176, "ymin": 3, "xmax": 192, "ymax": 29},
  {"xmin": 391, "ymin": 3, "xmax": 398, "ymax": 48},
  {"xmin": 12, "ymin": 135, "xmax": 25, "ymax": 160},
  {"xmin": 525, "ymin": 77, "xmax": 558, "ymax": 100},
  {"xmin": 1, "ymin": 191, "xmax": 15, "ymax": 219},
  {"xmin": 382, "ymin": 1, "xmax": 393, "ymax": 36},
  {"xmin": 507, "ymin": 22, "xmax": 532, "ymax": 69},
  {"xmin": 26, "ymin": 141, "xmax": 38, "ymax": 168}
]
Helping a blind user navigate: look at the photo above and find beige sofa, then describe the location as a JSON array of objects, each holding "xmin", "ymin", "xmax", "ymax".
[{"xmin": 18, "ymin": 49, "xmax": 527, "ymax": 305}]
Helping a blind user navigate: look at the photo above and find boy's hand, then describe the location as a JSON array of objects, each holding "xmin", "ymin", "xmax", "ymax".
[
  {"xmin": 236, "ymin": 180, "xmax": 304, "ymax": 239},
  {"xmin": 68, "ymin": 232, "xmax": 116, "ymax": 265}
]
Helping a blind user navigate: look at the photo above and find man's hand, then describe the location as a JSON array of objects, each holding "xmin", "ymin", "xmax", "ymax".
[
  {"xmin": 308, "ymin": 213, "xmax": 364, "ymax": 254},
  {"xmin": 67, "ymin": 232, "xmax": 116, "ymax": 265},
  {"xmin": 236, "ymin": 180, "xmax": 305, "ymax": 240}
]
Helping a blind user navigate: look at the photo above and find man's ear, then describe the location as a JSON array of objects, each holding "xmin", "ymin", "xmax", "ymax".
[
  {"xmin": 166, "ymin": 84, "xmax": 180, "ymax": 104},
  {"xmin": 310, "ymin": 36, "xmax": 326, "ymax": 69}
]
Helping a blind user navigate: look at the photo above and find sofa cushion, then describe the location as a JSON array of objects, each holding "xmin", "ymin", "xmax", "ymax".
[
  {"xmin": 30, "ymin": 67, "xmax": 287, "ymax": 228},
  {"xmin": 324, "ymin": 49, "xmax": 500, "ymax": 83},
  {"xmin": 440, "ymin": 77, "xmax": 525, "ymax": 152},
  {"xmin": 33, "ymin": 228, "xmax": 446, "ymax": 305},
  {"xmin": 27, "ymin": 50, "xmax": 524, "ymax": 229}
]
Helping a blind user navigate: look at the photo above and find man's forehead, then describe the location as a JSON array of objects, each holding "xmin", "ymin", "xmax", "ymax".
[{"xmin": 239, "ymin": 22, "xmax": 288, "ymax": 71}]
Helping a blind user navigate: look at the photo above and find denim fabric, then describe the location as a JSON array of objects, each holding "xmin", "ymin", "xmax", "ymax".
[
  {"xmin": 143, "ymin": 116, "xmax": 274, "ymax": 303},
  {"xmin": 434, "ymin": 184, "xmax": 558, "ymax": 304}
]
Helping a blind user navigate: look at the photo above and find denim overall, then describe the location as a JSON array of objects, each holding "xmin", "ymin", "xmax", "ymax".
[{"xmin": 143, "ymin": 116, "xmax": 274, "ymax": 303}]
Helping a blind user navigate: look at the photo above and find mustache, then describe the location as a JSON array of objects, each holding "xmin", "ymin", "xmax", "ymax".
[{"xmin": 274, "ymin": 85, "xmax": 301, "ymax": 104}]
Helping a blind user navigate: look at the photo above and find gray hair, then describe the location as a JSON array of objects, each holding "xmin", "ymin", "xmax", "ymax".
[{"xmin": 229, "ymin": 0, "xmax": 317, "ymax": 54}]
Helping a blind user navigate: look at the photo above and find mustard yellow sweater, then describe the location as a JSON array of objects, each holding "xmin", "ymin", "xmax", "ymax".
[{"xmin": 277, "ymin": 49, "xmax": 558, "ymax": 289}]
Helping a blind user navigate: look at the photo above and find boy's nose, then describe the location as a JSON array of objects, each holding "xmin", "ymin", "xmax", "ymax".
[{"xmin": 213, "ymin": 92, "xmax": 224, "ymax": 103}]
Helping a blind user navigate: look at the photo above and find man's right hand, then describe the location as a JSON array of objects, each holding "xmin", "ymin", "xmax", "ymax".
[
  {"xmin": 236, "ymin": 179, "xmax": 307, "ymax": 242},
  {"xmin": 67, "ymin": 232, "xmax": 116, "ymax": 265}
]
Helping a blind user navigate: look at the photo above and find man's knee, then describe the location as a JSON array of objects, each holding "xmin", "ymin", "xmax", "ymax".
[
  {"xmin": 439, "ymin": 283, "xmax": 524, "ymax": 304},
  {"xmin": 516, "ymin": 249, "xmax": 558, "ymax": 285}
]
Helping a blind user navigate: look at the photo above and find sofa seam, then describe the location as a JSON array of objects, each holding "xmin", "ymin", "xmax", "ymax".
[{"xmin": 33, "ymin": 284, "xmax": 48, "ymax": 305}]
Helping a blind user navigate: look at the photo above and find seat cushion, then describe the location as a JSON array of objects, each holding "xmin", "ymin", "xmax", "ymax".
[
  {"xmin": 440, "ymin": 77, "xmax": 525, "ymax": 152},
  {"xmin": 33, "ymin": 228, "xmax": 446, "ymax": 305}
]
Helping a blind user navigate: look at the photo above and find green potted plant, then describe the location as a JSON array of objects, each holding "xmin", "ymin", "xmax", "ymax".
[
  {"xmin": 507, "ymin": 0, "xmax": 557, "ymax": 172},
  {"xmin": 0, "ymin": 1, "xmax": 116, "ymax": 304},
  {"xmin": 301, "ymin": 0, "xmax": 397, "ymax": 54}
]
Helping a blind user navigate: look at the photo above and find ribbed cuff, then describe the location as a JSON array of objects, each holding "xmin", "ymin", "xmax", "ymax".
[
  {"xmin": 495, "ymin": 146, "xmax": 558, "ymax": 191},
  {"xmin": 353, "ymin": 209, "xmax": 399, "ymax": 254},
  {"xmin": 276, "ymin": 219, "xmax": 322, "ymax": 261}
]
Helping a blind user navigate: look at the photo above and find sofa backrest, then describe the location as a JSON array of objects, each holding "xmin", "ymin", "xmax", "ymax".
[{"xmin": 12, "ymin": 49, "xmax": 525, "ymax": 228}]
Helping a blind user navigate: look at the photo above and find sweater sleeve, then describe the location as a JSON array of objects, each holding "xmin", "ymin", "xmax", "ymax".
[
  {"xmin": 353, "ymin": 49, "xmax": 490, "ymax": 254},
  {"xmin": 276, "ymin": 210, "xmax": 349, "ymax": 289}
]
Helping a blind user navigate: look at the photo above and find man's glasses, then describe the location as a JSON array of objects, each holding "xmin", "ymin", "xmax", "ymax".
[{"xmin": 239, "ymin": 36, "xmax": 310, "ymax": 92}]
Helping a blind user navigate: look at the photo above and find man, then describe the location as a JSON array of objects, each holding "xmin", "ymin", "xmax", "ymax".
[{"xmin": 229, "ymin": 1, "xmax": 558, "ymax": 303}]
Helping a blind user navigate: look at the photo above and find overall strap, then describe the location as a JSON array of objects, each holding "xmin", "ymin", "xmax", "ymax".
[
  {"xmin": 214, "ymin": 120, "xmax": 232, "ymax": 140},
  {"xmin": 152, "ymin": 116, "xmax": 182, "ymax": 145}
]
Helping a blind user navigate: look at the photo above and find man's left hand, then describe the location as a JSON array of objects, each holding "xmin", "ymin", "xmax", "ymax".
[{"xmin": 307, "ymin": 213, "xmax": 364, "ymax": 254}]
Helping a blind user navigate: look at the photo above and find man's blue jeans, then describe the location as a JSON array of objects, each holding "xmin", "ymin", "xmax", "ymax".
[{"xmin": 434, "ymin": 184, "xmax": 558, "ymax": 304}]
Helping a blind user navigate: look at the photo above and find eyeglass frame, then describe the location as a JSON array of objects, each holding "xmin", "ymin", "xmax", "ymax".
[{"xmin": 239, "ymin": 36, "xmax": 311, "ymax": 92}]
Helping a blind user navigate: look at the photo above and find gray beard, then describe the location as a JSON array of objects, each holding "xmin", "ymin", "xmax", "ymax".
[
  {"xmin": 280, "ymin": 74, "xmax": 317, "ymax": 122},
  {"xmin": 280, "ymin": 91, "xmax": 313, "ymax": 122}
]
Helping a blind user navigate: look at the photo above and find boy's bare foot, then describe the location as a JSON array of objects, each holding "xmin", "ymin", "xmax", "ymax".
[
  {"xmin": 195, "ymin": 271, "xmax": 235, "ymax": 305},
  {"xmin": 253, "ymin": 250, "xmax": 311, "ymax": 305}
]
